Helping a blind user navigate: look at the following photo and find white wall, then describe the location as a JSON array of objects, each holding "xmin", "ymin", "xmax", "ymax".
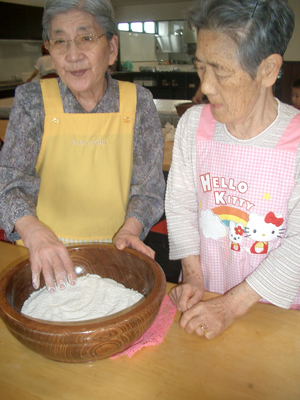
[
  {"xmin": 114, "ymin": 2, "xmax": 194, "ymax": 23},
  {"xmin": 119, "ymin": 31, "xmax": 156, "ymax": 62}
]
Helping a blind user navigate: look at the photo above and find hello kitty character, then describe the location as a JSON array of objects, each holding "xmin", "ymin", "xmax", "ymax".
[
  {"xmin": 228, "ymin": 220, "xmax": 244, "ymax": 252},
  {"xmin": 245, "ymin": 211, "xmax": 285, "ymax": 254}
]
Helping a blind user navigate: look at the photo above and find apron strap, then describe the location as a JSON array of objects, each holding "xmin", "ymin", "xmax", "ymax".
[
  {"xmin": 40, "ymin": 78, "xmax": 63, "ymax": 114},
  {"xmin": 40, "ymin": 79, "xmax": 137, "ymax": 117},
  {"xmin": 196, "ymin": 104, "xmax": 216, "ymax": 141},
  {"xmin": 276, "ymin": 113, "xmax": 300, "ymax": 153},
  {"xmin": 118, "ymin": 80, "xmax": 137, "ymax": 115}
]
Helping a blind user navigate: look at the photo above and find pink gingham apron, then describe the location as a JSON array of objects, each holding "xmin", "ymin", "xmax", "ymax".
[{"xmin": 196, "ymin": 105, "xmax": 300, "ymax": 306}]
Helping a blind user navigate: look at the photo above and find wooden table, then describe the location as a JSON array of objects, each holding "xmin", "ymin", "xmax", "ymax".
[
  {"xmin": 0, "ymin": 119, "xmax": 8, "ymax": 141},
  {"xmin": 0, "ymin": 241, "xmax": 300, "ymax": 400}
]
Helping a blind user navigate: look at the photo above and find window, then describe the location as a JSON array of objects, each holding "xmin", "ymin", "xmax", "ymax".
[
  {"xmin": 144, "ymin": 21, "xmax": 155, "ymax": 34},
  {"xmin": 118, "ymin": 22, "xmax": 129, "ymax": 31},
  {"xmin": 131, "ymin": 22, "xmax": 143, "ymax": 33},
  {"xmin": 118, "ymin": 21, "xmax": 157, "ymax": 34}
]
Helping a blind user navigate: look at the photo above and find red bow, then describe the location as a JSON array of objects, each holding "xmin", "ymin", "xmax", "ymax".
[{"xmin": 264, "ymin": 212, "xmax": 283, "ymax": 227}]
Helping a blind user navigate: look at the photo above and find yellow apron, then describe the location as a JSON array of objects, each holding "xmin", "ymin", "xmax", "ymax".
[{"xmin": 28, "ymin": 78, "xmax": 135, "ymax": 244}]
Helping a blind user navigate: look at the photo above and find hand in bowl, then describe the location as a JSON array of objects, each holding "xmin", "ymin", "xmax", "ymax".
[{"xmin": 15, "ymin": 215, "xmax": 77, "ymax": 291}]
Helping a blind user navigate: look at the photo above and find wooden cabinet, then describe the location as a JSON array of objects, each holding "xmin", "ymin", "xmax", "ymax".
[
  {"xmin": 0, "ymin": 2, "xmax": 44, "ymax": 40},
  {"xmin": 0, "ymin": 120, "xmax": 8, "ymax": 141},
  {"xmin": 112, "ymin": 71, "xmax": 200, "ymax": 100}
]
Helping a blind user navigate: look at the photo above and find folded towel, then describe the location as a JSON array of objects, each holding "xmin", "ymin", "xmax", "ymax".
[{"xmin": 111, "ymin": 295, "xmax": 177, "ymax": 358}]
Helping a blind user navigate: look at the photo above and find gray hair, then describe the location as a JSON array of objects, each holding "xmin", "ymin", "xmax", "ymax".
[
  {"xmin": 42, "ymin": 0, "xmax": 118, "ymax": 42},
  {"xmin": 186, "ymin": 0, "xmax": 295, "ymax": 79}
]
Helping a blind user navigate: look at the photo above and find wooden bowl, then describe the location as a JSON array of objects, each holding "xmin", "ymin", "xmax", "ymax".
[
  {"xmin": 175, "ymin": 102, "xmax": 194, "ymax": 117},
  {"xmin": 0, "ymin": 244, "xmax": 166, "ymax": 363}
]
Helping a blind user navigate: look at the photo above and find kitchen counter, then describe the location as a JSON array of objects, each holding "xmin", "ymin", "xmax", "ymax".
[
  {"xmin": 1, "ymin": 241, "xmax": 300, "ymax": 400},
  {"xmin": 113, "ymin": 71, "xmax": 200, "ymax": 100}
]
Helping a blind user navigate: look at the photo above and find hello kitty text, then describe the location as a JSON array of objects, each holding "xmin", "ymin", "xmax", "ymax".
[{"xmin": 200, "ymin": 173, "xmax": 255, "ymax": 211}]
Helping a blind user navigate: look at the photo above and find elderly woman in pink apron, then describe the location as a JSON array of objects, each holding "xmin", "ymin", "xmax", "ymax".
[
  {"xmin": 0, "ymin": 0, "xmax": 165, "ymax": 292},
  {"xmin": 165, "ymin": 0, "xmax": 300, "ymax": 339}
]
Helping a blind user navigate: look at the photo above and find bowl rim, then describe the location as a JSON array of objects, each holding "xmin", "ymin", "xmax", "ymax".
[{"xmin": 0, "ymin": 244, "xmax": 166, "ymax": 332}]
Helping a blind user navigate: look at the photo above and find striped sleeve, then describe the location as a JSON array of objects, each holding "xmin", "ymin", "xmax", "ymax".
[{"xmin": 165, "ymin": 106, "xmax": 202, "ymax": 260}]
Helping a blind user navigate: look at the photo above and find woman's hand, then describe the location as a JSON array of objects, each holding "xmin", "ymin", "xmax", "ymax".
[
  {"xmin": 113, "ymin": 217, "xmax": 155, "ymax": 259},
  {"xmin": 179, "ymin": 281, "xmax": 262, "ymax": 339},
  {"xmin": 179, "ymin": 295, "xmax": 235, "ymax": 339},
  {"xmin": 169, "ymin": 255, "xmax": 205, "ymax": 312},
  {"xmin": 15, "ymin": 216, "xmax": 77, "ymax": 291}
]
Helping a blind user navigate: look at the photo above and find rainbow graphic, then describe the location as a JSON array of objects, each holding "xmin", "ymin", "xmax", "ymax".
[{"xmin": 212, "ymin": 206, "xmax": 249, "ymax": 227}]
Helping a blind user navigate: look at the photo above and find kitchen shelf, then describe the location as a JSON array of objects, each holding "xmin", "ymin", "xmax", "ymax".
[{"xmin": 112, "ymin": 71, "xmax": 200, "ymax": 100}]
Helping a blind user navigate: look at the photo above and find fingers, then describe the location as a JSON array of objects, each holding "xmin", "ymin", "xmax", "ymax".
[
  {"xmin": 50, "ymin": 253, "xmax": 68, "ymax": 290},
  {"xmin": 30, "ymin": 244, "xmax": 75, "ymax": 292},
  {"xmin": 16, "ymin": 218, "xmax": 76, "ymax": 291},
  {"xmin": 59, "ymin": 249, "xmax": 77, "ymax": 286},
  {"xmin": 41, "ymin": 257, "xmax": 57, "ymax": 292},
  {"xmin": 31, "ymin": 254, "xmax": 56, "ymax": 292},
  {"xmin": 31, "ymin": 265, "xmax": 41, "ymax": 290},
  {"xmin": 179, "ymin": 306, "xmax": 203, "ymax": 331},
  {"xmin": 169, "ymin": 287, "xmax": 179, "ymax": 307},
  {"xmin": 195, "ymin": 325, "xmax": 207, "ymax": 337},
  {"xmin": 178, "ymin": 297, "xmax": 235, "ymax": 339},
  {"xmin": 169, "ymin": 286, "xmax": 190, "ymax": 312},
  {"xmin": 114, "ymin": 234, "xmax": 155, "ymax": 259},
  {"xmin": 180, "ymin": 307, "xmax": 213, "ymax": 339},
  {"xmin": 134, "ymin": 242, "xmax": 155, "ymax": 259},
  {"xmin": 169, "ymin": 281, "xmax": 203, "ymax": 313},
  {"xmin": 114, "ymin": 236, "xmax": 126, "ymax": 251}
]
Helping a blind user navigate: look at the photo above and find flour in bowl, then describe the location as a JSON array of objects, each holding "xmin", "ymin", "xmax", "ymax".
[{"xmin": 21, "ymin": 274, "xmax": 144, "ymax": 322}]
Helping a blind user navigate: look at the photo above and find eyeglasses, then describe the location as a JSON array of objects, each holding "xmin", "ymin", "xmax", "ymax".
[{"xmin": 45, "ymin": 33, "xmax": 106, "ymax": 54}]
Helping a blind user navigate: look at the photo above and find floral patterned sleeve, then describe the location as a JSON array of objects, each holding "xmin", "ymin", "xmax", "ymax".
[
  {"xmin": 0, "ymin": 82, "xmax": 44, "ymax": 241},
  {"xmin": 126, "ymin": 84, "xmax": 165, "ymax": 239}
]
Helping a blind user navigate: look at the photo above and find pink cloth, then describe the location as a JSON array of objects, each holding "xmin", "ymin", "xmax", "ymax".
[{"xmin": 111, "ymin": 295, "xmax": 177, "ymax": 359}]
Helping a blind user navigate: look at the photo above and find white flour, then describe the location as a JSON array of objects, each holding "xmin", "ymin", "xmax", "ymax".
[{"xmin": 21, "ymin": 274, "xmax": 144, "ymax": 322}]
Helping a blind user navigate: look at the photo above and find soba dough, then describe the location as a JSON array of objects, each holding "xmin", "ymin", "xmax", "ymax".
[{"xmin": 21, "ymin": 274, "xmax": 144, "ymax": 322}]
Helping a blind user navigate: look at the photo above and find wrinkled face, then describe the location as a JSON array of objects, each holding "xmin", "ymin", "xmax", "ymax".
[
  {"xmin": 292, "ymin": 87, "xmax": 300, "ymax": 110},
  {"xmin": 48, "ymin": 10, "xmax": 118, "ymax": 96},
  {"xmin": 195, "ymin": 30, "xmax": 262, "ymax": 126}
]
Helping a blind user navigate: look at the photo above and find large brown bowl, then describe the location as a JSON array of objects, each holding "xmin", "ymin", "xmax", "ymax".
[
  {"xmin": 175, "ymin": 102, "xmax": 194, "ymax": 117},
  {"xmin": 0, "ymin": 244, "xmax": 166, "ymax": 363}
]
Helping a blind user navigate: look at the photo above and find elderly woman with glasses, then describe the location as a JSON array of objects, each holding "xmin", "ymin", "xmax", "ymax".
[
  {"xmin": 0, "ymin": 0, "xmax": 165, "ymax": 292},
  {"xmin": 165, "ymin": 0, "xmax": 300, "ymax": 339}
]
